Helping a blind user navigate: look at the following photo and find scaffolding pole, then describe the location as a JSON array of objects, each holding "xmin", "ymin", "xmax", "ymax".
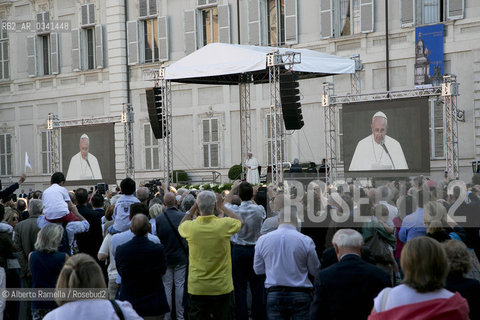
[
  {"xmin": 47, "ymin": 113, "xmax": 60, "ymax": 173},
  {"xmin": 123, "ymin": 104, "xmax": 135, "ymax": 178},
  {"xmin": 442, "ymin": 74, "xmax": 459, "ymax": 180},
  {"xmin": 322, "ymin": 83, "xmax": 337, "ymax": 185},
  {"xmin": 239, "ymin": 75, "xmax": 252, "ymax": 179},
  {"xmin": 159, "ymin": 67, "xmax": 173, "ymax": 186},
  {"xmin": 350, "ymin": 54, "xmax": 363, "ymax": 97}
]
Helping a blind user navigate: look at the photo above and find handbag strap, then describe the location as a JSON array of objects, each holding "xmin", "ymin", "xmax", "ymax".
[
  {"xmin": 164, "ymin": 211, "xmax": 188, "ymax": 256},
  {"xmin": 110, "ymin": 300, "xmax": 125, "ymax": 320}
]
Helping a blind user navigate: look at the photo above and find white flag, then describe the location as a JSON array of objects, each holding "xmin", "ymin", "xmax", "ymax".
[{"xmin": 25, "ymin": 152, "xmax": 32, "ymax": 171}]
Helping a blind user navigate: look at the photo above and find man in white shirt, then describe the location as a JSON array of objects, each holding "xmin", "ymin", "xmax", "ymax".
[
  {"xmin": 254, "ymin": 206, "xmax": 319, "ymax": 319},
  {"xmin": 66, "ymin": 133, "xmax": 102, "ymax": 180},
  {"xmin": 349, "ymin": 111, "xmax": 408, "ymax": 171}
]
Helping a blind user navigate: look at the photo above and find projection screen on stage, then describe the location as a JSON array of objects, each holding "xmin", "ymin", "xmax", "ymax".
[
  {"xmin": 342, "ymin": 97, "xmax": 430, "ymax": 178},
  {"xmin": 61, "ymin": 123, "xmax": 116, "ymax": 185}
]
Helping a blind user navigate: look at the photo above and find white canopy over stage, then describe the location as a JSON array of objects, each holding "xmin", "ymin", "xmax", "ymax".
[{"xmin": 164, "ymin": 43, "xmax": 355, "ymax": 85}]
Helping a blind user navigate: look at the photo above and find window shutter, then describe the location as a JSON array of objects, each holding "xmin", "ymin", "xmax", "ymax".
[
  {"xmin": 95, "ymin": 25, "xmax": 104, "ymax": 68},
  {"xmin": 247, "ymin": 0, "xmax": 262, "ymax": 45},
  {"xmin": 148, "ymin": 0, "xmax": 157, "ymax": 16},
  {"xmin": 139, "ymin": 0, "xmax": 148, "ymax": 17},
  {"xmin": 184, "ymin": 10, "xmax": 197, "ymax": 55},
  {"xmin": 158, "ymin": 16, "xmax": 169, "ymax": 61},
  {"xmin": 400, "ymin": 0, "xmax": 415, "ymax": 27},
  {"xmin": 81, "ymin": 5, "xmax": 88, "ymax": 25},
  {"xmin": 71, "ymin": 29, "xmax": 81, "ymax": 71},
  {"xmin": 88, "ymin": 3, "xmax": 95, "ymax": 24},
  {"xmin": 50, "ymin": 33, "xmax": 59, "ymax": 75},
  {"xmin": 320, "ymin": 0, "xmax": 333, "ymax": 39},
  {"xmin": 447, "ymin": 0, "xmax": 464, "ymax": 20},
  {"xmin": 360, "ymin": 0, "xmax": 374, "ymax": 33},
  {"xmin": 127, "ymin": 20, "xmax": 139, "ymax": 65},
  {"xmin": 284, "ymin": 0, "xmax": 298, "ymax": 44},
  {"xmin": 26, "ymin": 36, "xmax": 37, "ymax": 77},
  {"xmin": 2, "ymin": 42, "xmax": 8, "ymax": 79},
  {"xmin": 218, "ymin": 4, "xmax": 231, "ymax": 44}
]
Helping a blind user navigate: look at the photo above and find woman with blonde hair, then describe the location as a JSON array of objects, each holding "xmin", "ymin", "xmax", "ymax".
[
  {"xmin": 44, "ymin": 253, "xmax": 142, "ymax": 320},
  {"xmin": 29, "ymin": 223, "xmax": 67, "ymax": 319},
  {"xmin": 148, "ymin": 203, "xmax": 163, "ymax": 235},
  {"xmin": 369, "ymin": 237, "xmax": 469, "ymax": 319}
]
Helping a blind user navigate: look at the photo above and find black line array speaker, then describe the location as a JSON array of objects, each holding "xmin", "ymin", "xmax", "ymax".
[
  {"xmin": 146, "ymin": 87, "xmax": 167, "ymax": 139},
  {"xmin": 279, "ymin": 73, "xmax": 304, "ymax": 130}
]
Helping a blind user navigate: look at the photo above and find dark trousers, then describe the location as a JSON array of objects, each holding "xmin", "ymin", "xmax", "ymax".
[
  {"xmin": 187, "ymin": 292, "xmax": 235, "ymax": 320},
  {"xmin": 231, "ymin": 245, "xmax": 266, "ymax": 320},
  {"xmin": 266, "ymin": 291, "xmax": 311, "ymax": 320}
]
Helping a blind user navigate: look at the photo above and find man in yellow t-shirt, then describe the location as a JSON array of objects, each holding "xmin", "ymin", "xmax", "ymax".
[{"xmin": 178, "ymin": 190, "xmax": 243, "ymax": 319}]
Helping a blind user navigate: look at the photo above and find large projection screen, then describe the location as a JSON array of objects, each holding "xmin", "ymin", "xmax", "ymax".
[
  {"xmin": 61, "ymin": 123, "xmax": 116, "ymax": 185},
  {"xmin": 342, "ymin": 97, "xmax": 430, "ymax": 178}
]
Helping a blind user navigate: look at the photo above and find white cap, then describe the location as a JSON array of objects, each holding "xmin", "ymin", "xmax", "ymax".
[{"xmin": 372, "ymin": 111, "xmax": 387, "ymax": 121}]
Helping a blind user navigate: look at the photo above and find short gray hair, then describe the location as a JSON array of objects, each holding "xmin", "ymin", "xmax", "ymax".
[
  {"xmin": 181, "ymin": 194, "xmax": 195, "ymax": 212},
  {"xmin": 332, "ymin": 229, "xmax": 363, "ymax": 249},
  {"xmin": 136, "ymin": 187, "xmax": 150, "ymax": 202},
  {"xmin": 149, "ymin": 203, "xmax": 163, "ymax": 219},
  {"xmin": 29, "ymin": 199, "xmax": 43, "ymax": 216},
  {"xmin": 197, "ymin": 191, "xmax": 216, "ymax": 215},
  {"xmin": 35, "ymin": 223, "xmax": 64, "ymax": 253}
]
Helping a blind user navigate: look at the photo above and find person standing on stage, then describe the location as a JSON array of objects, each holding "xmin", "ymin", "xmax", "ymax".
[{"xmin": 245, "ymin": 152, "xmax": 260, "ymax": 185}]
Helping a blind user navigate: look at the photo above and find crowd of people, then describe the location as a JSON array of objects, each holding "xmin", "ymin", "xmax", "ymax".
[{"xmin": 0, "ymin": 172, "xmax": 478, "ymax": 319}]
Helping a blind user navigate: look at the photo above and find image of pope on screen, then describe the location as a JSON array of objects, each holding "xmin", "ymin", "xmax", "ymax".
[
  {"xmin": 66, "ymin": 133, "xmax": 102, "ymax": 180},
  {"xmin": 349, "ymin": 111, "xmax": 408, "ymax": 171}
]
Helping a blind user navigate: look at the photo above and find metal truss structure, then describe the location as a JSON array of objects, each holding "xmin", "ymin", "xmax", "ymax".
[
  {"xmin": 239, "ymin": 74, "xmax": 252, "ymax": 179},
  {"xmin": 323, "ymin": 76, "xmax": 458, "ymax": 183},
  {"xmin": 267, "ymin": 50, "xmax": 301, "ymax": 187},
  {"xmin": 144, "ymin": 67, "xmax": 173, "ymax": 186},
  {"xmin": 159, "ymin": 68, "xmax": 173, "ymax": 186},
  {"xmin": 442, "ymin": 75, "xmax": 460, "ymax": 179},
  {"xmin": 47, "ymin": 111, "xmax": 134, "ymax": 178},
  {"xmin": 321, "ymin": 83, "xmax": 337, "ymax": 185},
  {"xmin": 350, "ymin": 54, "xmax": 363, "ymax": 97}
]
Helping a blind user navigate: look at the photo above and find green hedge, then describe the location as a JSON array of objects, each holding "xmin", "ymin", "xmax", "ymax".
[
  {"xmin": 173, "ymin": 170, "xmax": 189, "ymax": 183},
  {"xmin": 228, "ymin": 164, "xmax": 243, "ymax": 181}
]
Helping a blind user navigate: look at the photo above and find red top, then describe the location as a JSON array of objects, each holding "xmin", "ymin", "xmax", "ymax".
[
  {"xmin": 393, "ymin": 216, "xmax": 404, "ymax": 259},
  {"xmin": 368, "ymin": 292, "xmax": 470, "ymax": 320}
]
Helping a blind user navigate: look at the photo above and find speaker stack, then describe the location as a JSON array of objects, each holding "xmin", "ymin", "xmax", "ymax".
[
  {"xmin": 145, "ymin": 87, "xmax": 167, "ymax": 139},
  {"xmin": 279, "ymin": 73, "xmax": 304, "ymax": 130}
]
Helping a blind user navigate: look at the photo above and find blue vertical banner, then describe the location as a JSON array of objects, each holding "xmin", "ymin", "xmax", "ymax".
[{"xmin": 414, "ymin": 24, "xmax": 444, "ymax": 88}]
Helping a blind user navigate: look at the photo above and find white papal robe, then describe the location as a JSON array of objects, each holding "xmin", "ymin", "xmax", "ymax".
[
  {"xmin": 66, "ymin": 152, "xmax": 103, "ymax": 180},
  {"xmin": 245, "ymin": 157, "xmax": 260, "ymax": 184},
  {"xmin": 349, "ymin": 134, "xmax": 408, "ymax": 171}
]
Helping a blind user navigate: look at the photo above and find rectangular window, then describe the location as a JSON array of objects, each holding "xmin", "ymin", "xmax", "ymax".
[
  {"xmin": 430, "ymin": 99, "xmax": 444, "ymax": 159},
  {"xmin": 40, "ymin": 35, "xmax": 50, "ymax": 75},
  {"xmin": 339, "ymin": 0, "xmax": 361, "ymax": 36},
  {"xmin": 202, "ymin": 7, "xmax": 219, "ymax": 45},
  {"xmin": 267, "ymin": 0, "xmax": 285, "ymax": 46},
  {"xmin": 0, "ymin": 134, "xmax": 12, "ymax": 176},
  {"xmin": 144, "ymin": 124, "xmax": 160, "ymax": 170},
  {"xmin": 416, "ymin": 0, "xmax": 442, "ymax": 25},
  {"xmin": 143, "ymin": 19, "xmax": 159, "ymax": 63},
  {"xmin": 202, "ymin": 119, "xmax": 219, "ymax": 167},
  {"xmin": 41, "ymin": 131, "xmax": 51, "ymax": 174},
  {"xmin": 86, "ymin": 28, "xmax": 95, "ymax": 69},
  {"xmin": 0, "ymin": 28, "xmax": 8, "ymax": 80}
]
